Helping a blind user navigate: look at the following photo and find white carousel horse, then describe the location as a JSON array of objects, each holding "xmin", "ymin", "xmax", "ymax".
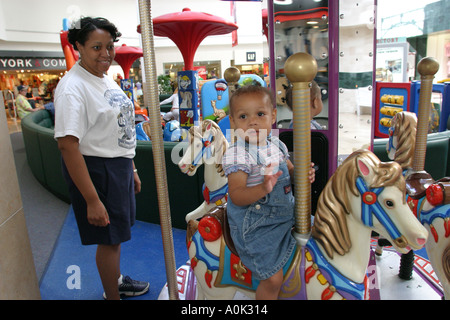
[
  {"xmin": 186, "ymin": 149, "xmax": 428, "ymax": 300},
  {"xmin": 179, "ymin": 120, "xmax": 229, "ymax": 222},
  {"xmin": 386, "ymin": 111, "xmax": 450, "ymax": 299}
]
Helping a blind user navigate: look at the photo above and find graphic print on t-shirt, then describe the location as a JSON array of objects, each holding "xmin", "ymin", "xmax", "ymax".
[{"xmin": 104, "ymin": 89, "xmax": 136, "ymax": 149}]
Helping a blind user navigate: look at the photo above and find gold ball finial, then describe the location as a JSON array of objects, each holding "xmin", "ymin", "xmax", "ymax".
[
  {"xmin": 224, "ymin": 67, "xmax": 241, "ymax": 83},
  {"xmin": 417, "ymin": 57, "xmax": 439, "ymax": 77},
  {"xmin": 285, "ymin": 52, "xmax": 318, "ymax": 83}
]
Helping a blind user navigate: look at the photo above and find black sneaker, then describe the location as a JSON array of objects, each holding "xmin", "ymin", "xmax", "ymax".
[
  {"xmin": 118, "ymin": 275, "xmax": 150, "ymax": 297},
  {"xmin": 103, "ymin": 275, "xmax": 150, "ymax": 299}
]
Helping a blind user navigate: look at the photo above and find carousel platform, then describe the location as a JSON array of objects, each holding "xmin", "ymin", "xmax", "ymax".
[
  {"xmin": 39, "ymin": 207, "xmax": 444, "ymax": 300},
  {"xmin": 369, "ymin": 240, "xmax": 443, "ymax": 300}
]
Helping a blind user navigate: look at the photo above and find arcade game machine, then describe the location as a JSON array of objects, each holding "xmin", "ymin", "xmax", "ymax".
[
  {"xmin": 442, "ymin": 82, "xmax": 450, "ymax": 131},
  {"xmin": 374, "ymin": 81, "xmax": 449, "ymax": 138},
  {"xmin": 374, "ymin": 40, "xmax": 449, "ymax": 137},
  {"xmin": 410, "ymin": 81, "xmax": 448, "ymax": 133},
  {"xmin": 374, "ymin": 82, "xmax": 411, "ymax": 138}
]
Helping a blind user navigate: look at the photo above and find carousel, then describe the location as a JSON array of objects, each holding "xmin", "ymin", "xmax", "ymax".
[
  {"xmin": 133, "ymin": 0, "xmax": 449, "ymax": 300},
  {"xmin": 7, "ymin": 0, "xmax": 448, "ymax": 303}
]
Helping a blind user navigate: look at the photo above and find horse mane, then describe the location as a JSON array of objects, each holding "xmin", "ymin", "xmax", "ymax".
[
  {"xmin": 188, "ymin": 120, "xmax": 229, "ymax": 174},
  {"xmin": 312, "ymin": 149, "xmax": 405, "ymax": 259},
  {"xmin": 392, "ymin": 112, "xmax": 417, "ymax": 170}
]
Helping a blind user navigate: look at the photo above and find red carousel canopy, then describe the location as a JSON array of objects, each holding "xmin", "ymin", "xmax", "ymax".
[
  {"xmin": 138, "ymin": 8, "xmax": 238, "ymax": 71},
  {"xmin": 114, "ymin": 44, "xmax": 143, "ymax": 79},
  {"xmin": 262, "ymin": 8, "xmax": 268, "ymax": 40}
]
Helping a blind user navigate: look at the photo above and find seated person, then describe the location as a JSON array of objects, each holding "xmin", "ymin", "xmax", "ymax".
[
  {"xmin": 15, "ymin": 85, "xmax": 44, "ymax": 119},
  {"xmin": 286, "ymin": 80, "xmax": 323, "ymax": 130},
  {"xmin": 160, "ymin": 86, "xmax": 179, "ymax": 122}
]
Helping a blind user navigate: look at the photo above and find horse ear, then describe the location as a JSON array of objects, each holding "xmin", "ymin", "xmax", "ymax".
[
  {"xmin": 357, "ymin": 157, "xmax": 375, "ymax": 187},
  {"xmin": 357, "ymin": 157, "xmax": 380, "ymax": 184},
  {"xmin": 206, "ymin": 121, "xmax": 212, "ymax": 131},
  {"xmin": 358, "ymin": 159, "xmax": 370, "ymax": 177},
  {"xmin": 355, "ymin": 151, "xmax": 378, "ymax": 185}
]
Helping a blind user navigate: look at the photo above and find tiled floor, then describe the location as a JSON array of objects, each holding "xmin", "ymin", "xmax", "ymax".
[
  {"xmin": 337, "ymin": 112, "xmax": 373, "ymax": 156},
  {"xmin": 6, "ymin": 111, "xmax": 21, "ymax": 134}
]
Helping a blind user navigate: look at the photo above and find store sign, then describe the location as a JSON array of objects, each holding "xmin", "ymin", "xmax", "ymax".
[
  {"xmin": 234, "ymin": 49, "xmax": 263, "ymax": 65},
  {"xmin": 376, "ymin": 37, "xmax": 407, "ymax": 45},
  {"xmin": 193, "ymin": 66, "xmax": 207, "ymax": 80},
  {"xmin": 0, "ymin": 57, "xmax": 66, "ymax": 71},
  {"xmin": 246, "ymin": 52, "xmax": 256, "ymax": 62}
]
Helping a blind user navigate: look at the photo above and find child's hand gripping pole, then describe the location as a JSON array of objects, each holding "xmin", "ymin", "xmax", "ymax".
[{"xmin": 285, "ymin": 53, "xmax": 318, "ymax": 246}]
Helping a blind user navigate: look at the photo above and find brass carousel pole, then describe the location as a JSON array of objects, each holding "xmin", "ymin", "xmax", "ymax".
[
  {"xmin": 224, "ymin": 67, "xmax": 241, "ymax": 97},
  {"xmin": 138, "ymin": 0, "xmax": 179, "ymax": 300},
  {"xmin": 413, "ymin": 57, "xmax": 440, "ymax": 172},
  {"xmin": 224, "ymin": 66, "xmax": 241, "ymax": 143},
  {"xmin": 400, "ymin": 57, "xmax": 438, "ymax": 281},
  {"xmin": 285, "ymin": 53, "xmax": 318, "ymax": 245}
]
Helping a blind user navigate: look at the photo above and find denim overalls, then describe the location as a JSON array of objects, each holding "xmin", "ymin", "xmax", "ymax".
[{"xmin": 226, "ymin": 140, "xmax": 296, "ymax": 281}]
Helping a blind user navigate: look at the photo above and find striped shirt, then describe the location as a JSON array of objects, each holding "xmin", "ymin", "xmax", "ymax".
[{"xmin": 223, "ymin": 136, "xmax": 289, "ymax": 187}]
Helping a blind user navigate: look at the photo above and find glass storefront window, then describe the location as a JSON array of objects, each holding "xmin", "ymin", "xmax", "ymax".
[{"xmin": 163, "ymin": 61, "xmax": 222, "ymax": 81}]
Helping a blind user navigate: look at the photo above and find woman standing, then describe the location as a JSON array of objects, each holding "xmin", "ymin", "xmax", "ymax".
[{"xmin": 54, "ymin": 17, "xmax": 148, "ymax": 300}]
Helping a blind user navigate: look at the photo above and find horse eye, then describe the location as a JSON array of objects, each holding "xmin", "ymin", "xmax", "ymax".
[{"xmin": 385, "ymin": 200, "xmax": 394, "ymax": 208}]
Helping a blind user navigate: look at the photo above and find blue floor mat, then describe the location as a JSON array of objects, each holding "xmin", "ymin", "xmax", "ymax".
[{"xmin": 39, "ymin": 207, "xmax": 189, "ymax": 300}]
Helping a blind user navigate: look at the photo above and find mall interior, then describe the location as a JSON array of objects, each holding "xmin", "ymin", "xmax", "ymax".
[{"xmin": 1, "ymin": 0, "xmax": 449, "ymax": 300}]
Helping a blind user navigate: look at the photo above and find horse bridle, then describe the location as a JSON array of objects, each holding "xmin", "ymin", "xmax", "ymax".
[
  {"xmin": 387, "ymin": 126, "xmax": 396, "ymax": 154},
  {"xmin": 356, "ymin": 177, "xmax": 408, "ymax": 248},
  {"xmin": 188, "ymin": 132, "xmax": 215, "ymax": 172}
]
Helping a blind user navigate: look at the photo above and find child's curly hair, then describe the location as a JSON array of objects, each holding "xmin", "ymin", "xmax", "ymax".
[{"xmin": 229, "ymin": 85, "xmax": 274, "ymax": 116}]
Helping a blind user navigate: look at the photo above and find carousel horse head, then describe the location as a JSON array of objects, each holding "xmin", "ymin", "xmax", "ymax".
[
  {"xmin": 179, "ymin": 120, "xmax": 229, "ymax": 176},
  {"xmin": 387, "ymin": 111, "xmax": 417, "ymax": 170},
  {"xmin": 383, "ymin": 112, "xmax": 450, "ymax": 299},
  {"xmin": 312, "ymin": 150, "xmax": 428, "ymax": 259}
]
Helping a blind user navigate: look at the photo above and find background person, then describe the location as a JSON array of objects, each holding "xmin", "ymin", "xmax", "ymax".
[
  {"xmin": 15, "ymin": 85, "xmax": 43, "ymax": 119},
  {"xmin": 160, "ymin": 85, "xmax": 179, "ymax": 122},
  {"xmin": 286, "ymin": 80, "xmax": 324, "ymax": 130}
]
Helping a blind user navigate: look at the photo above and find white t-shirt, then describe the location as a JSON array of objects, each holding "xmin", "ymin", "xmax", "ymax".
[{"xmin": 54, "ymin": 62, "xmax": 136, "ymax": 159}]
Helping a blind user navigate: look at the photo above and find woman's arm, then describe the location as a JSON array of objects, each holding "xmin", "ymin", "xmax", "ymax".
[
  {"xmin": 57, "ymin": 135, "xmax": 110, "ymax": 227},
  {"xmin": 159, "ymin": 94, "xmax": 175, "ymax": 106},
  {"xmin": 132, "ymin": 161, "xmax": 141, "ymax": 194}
]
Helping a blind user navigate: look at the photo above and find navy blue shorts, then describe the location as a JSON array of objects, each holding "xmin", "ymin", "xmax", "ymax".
[{"xmin": 62, "ymin": 156, "xmax": 136, "ymax": 245}]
